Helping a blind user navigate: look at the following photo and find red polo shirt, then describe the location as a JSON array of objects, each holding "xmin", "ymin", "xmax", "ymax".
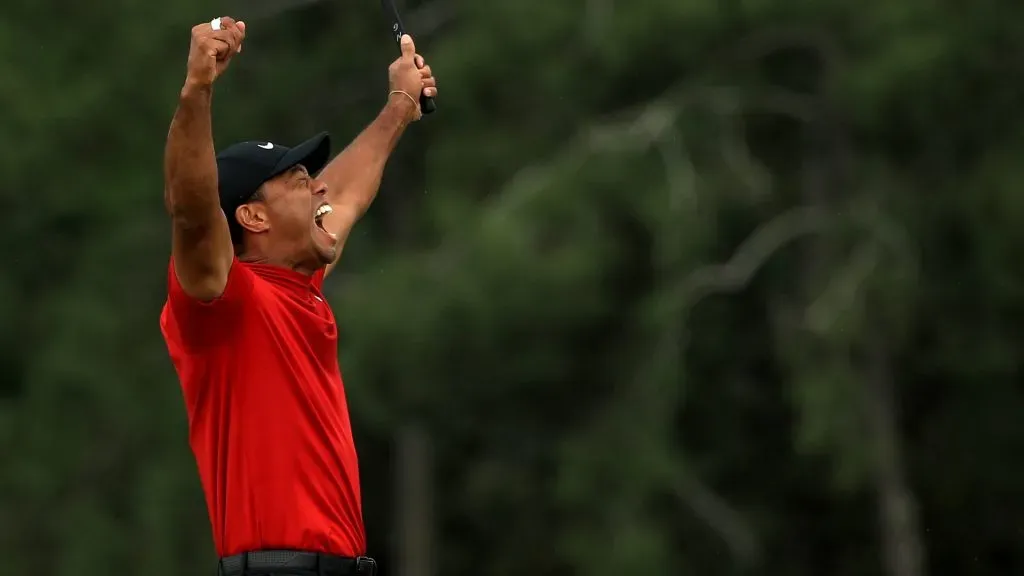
[{"xmin": 159, "ymin": 257, "xmax": 365, "ymax": 558}]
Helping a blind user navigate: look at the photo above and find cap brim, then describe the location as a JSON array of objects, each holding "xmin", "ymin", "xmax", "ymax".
[{"xmin": 272, "ymin": 131, "xmax": 332, "ymax": 178}]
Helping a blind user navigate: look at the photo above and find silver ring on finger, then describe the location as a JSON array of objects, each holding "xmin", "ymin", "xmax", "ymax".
[{"xmin": 211, "ymin": 17, "xmax": 222, "ymax": 31}]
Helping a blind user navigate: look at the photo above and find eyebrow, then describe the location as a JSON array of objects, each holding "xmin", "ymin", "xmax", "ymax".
[{"xmin": 290, "ymin": 165, "xmax": 309, "ymax": 180}]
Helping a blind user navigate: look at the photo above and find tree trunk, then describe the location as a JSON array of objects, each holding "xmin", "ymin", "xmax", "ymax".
[
  {"xmin": 865, "ymin": 343, "xmax": 925, "ymax": 576},
  {"xmin": 394, "ymin": 425, "xmax": 433, "ymax": 576}
]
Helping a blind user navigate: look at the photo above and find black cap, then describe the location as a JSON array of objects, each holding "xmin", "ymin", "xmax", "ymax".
[{"xmin": 216, "ymin": 131, "xmax": 332, "ymax": 243}]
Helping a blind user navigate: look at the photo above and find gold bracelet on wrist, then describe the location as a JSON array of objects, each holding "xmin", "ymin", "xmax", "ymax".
[{"xmin": 388, "ymin": 90, "xmax": 418, "ymax": 108}]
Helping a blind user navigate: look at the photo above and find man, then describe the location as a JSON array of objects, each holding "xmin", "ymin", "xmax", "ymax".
[{"xmin": 158, "ymin": 16, "xmax": 437, "ymax": 576}]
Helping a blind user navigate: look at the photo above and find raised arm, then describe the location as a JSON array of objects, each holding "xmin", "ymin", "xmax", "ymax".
[
  {"xmin": 164, "ymin": 17, "xmax": 246, "ymax": 301},
  {"xmin": 318, "ymin": 34, "xmax": 438, "ymax": 278}
]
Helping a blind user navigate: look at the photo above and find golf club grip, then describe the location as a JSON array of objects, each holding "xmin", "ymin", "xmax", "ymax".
[
  {"xmin": 421, "ymin": 94, "xmax": 436, "ymax": 114},
  {"xmin": 381, "ymin": 0, "xmax": 435, "ymax": 115}
]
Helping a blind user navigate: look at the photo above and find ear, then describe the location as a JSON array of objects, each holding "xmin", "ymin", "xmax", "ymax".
[{"xmin": 236, "ymin": 202, "xmax": 270, "ymax": 235}]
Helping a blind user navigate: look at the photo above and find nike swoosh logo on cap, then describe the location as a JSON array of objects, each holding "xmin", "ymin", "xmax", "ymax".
[{"xmin": 258, "ymin": 142, "xmax": 274, "ymax": 149}]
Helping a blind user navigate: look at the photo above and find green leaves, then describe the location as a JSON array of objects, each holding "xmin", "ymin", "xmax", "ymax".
[{"xmin": 4, "ymin": 0, "xmax": 1024, "ymax": 574}]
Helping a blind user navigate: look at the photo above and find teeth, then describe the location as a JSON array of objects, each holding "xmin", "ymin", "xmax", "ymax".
[{"xmin": 315, "ymin": 204, "xmax": 333, "ymax": 219}]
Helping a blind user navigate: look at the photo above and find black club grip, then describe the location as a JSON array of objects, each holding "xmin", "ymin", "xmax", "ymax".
[
  {"xmin": 420, "ymin": 93, "xmax": 436, "ymax": 114},
  {"xmin": 381, "ymin": 0, "xmax": 435, "ymax": 116}
]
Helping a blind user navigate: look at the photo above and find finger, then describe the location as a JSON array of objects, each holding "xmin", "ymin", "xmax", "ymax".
[
  {"xmin": 227, "ymin": 21, "xmax": 245, "ymax": 52},
  {"xmin": 208, "ymin": 29, "xmax": 237, "ymax": 43},
  {"xmin": 236, "ymin": 19, "xmax": 246, "ymax": 50},
  {"xmin": 226, "ymin": 19, "xmax": 245, "ymax": 38},
  {"xmin": 204, "ymin": 37, "xmax": 233, "ymax": 59},
  {"xmin": 213, "ymin": 18, "xmax": 244, "ymax": 44},
  {"xmin": 213, "ymin": 30, "xmax": 242, "ymax": 54},
  {"xmin": 414, "ymin": 54, "xmax": 424, "ymax": 69},
  {"xmin": 421, "ymin": 74, "xmax": 437, "ymax": 97},
  {"xmin": 400, "ymin": 34, "xmax": 416, "ymax": 60},
  {"xmin": 208, "ymin": 30, "xmax": 239, "ymax": 54},
  {"xmin": 418, "ymin": 65, "xmax": 432, "ymax": 78},
  {"xmin": 197, "ymin": 16, "xmax": 237, "ymax": 39}
]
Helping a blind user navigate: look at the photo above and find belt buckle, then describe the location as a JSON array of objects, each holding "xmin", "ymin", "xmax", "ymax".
[{"xmin": 354, "ymin": 556, "xmax": 377, "ymax": 576}]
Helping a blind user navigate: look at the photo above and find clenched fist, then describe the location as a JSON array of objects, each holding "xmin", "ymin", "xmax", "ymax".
[
  {"xmin": 388, "ymin": 35, "xmax": 437, "ymax": 122},
  {"xmin": 186, "ymin": 17, "xmax": 246, "ymax": 88}
]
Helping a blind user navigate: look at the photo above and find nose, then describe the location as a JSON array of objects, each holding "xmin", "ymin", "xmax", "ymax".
[{"xmin": 312, "ymin": 179, "xmax": 328, "ymax": 196}]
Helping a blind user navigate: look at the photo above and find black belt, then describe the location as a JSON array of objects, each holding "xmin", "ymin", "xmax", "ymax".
[{"xmin": 218, "ymin": 551, "xmax": 377, "ymax": 576}]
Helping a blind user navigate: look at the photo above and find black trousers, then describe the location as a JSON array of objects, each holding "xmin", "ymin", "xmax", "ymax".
[
  {"xmin": 217, "ymin": 551, "xmax": 377, "ymax": 576},
  {"xmin": 228, "ymin": 565, "xmax": 319, "ymax": 569}
]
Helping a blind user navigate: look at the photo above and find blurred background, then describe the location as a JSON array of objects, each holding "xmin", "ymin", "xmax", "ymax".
[{"xmin": 1, "ymin": 0, "xmax": 1023, "ymax": 574}]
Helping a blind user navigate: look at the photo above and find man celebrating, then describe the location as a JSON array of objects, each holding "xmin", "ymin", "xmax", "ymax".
[{"xmin": 159, "ymin": 16, "xmax": 436, "ymax": 576}]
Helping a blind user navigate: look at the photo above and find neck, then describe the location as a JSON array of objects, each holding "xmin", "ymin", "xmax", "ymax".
[{"xmin": 237, "ymin": 250, "xmax": 319, "ymax": 276}]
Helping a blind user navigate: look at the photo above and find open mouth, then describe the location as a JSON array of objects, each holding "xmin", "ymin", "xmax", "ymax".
[{"xmin": 314, "ymin": 203, "xmax": 337, "ymax": 240}]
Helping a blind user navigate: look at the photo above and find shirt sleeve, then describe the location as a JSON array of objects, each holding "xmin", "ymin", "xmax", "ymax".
[{"xmin": 165, "ymin": 256, "xmax": 256, "ymax": 349}]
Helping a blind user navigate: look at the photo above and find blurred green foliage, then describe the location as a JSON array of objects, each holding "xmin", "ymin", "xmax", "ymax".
[{"xmin": 1, "ymin": 0, "xmax": 1023, "ymax": 574}]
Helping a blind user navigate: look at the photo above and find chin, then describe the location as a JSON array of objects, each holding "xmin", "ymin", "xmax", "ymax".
[
  {"xmin": 313, "ymin": 241, "xmax": 336, "ymax": 265},
  {"xmin": 310, "ymin": 229, "xmax": 337, "ymax": 266},
  {"xmin": 316, "ymin": 247, "xmax": 337, "ymax": 265}
]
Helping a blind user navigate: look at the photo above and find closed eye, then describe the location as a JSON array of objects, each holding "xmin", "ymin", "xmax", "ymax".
[{"xmin": 291, "ymin": 166, "xmax": 311, "ymax": 187}]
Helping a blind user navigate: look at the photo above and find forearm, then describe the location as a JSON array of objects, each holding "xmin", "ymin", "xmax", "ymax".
[
  {"xmin": 319, "ymin": 97, "xmax": 417, "ymax": 220},
  {"xmin": 164, "ymin": 81, "xmax": 219, "ymax": 221},
  {"xmin": 164, "ymin": 80, "xmax": 233, "ymax": 299}
]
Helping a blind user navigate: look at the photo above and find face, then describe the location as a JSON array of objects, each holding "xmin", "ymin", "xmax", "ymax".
[{"xmin": 235, "ymin": 165, "xmax": 337, "ymax": 267}]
